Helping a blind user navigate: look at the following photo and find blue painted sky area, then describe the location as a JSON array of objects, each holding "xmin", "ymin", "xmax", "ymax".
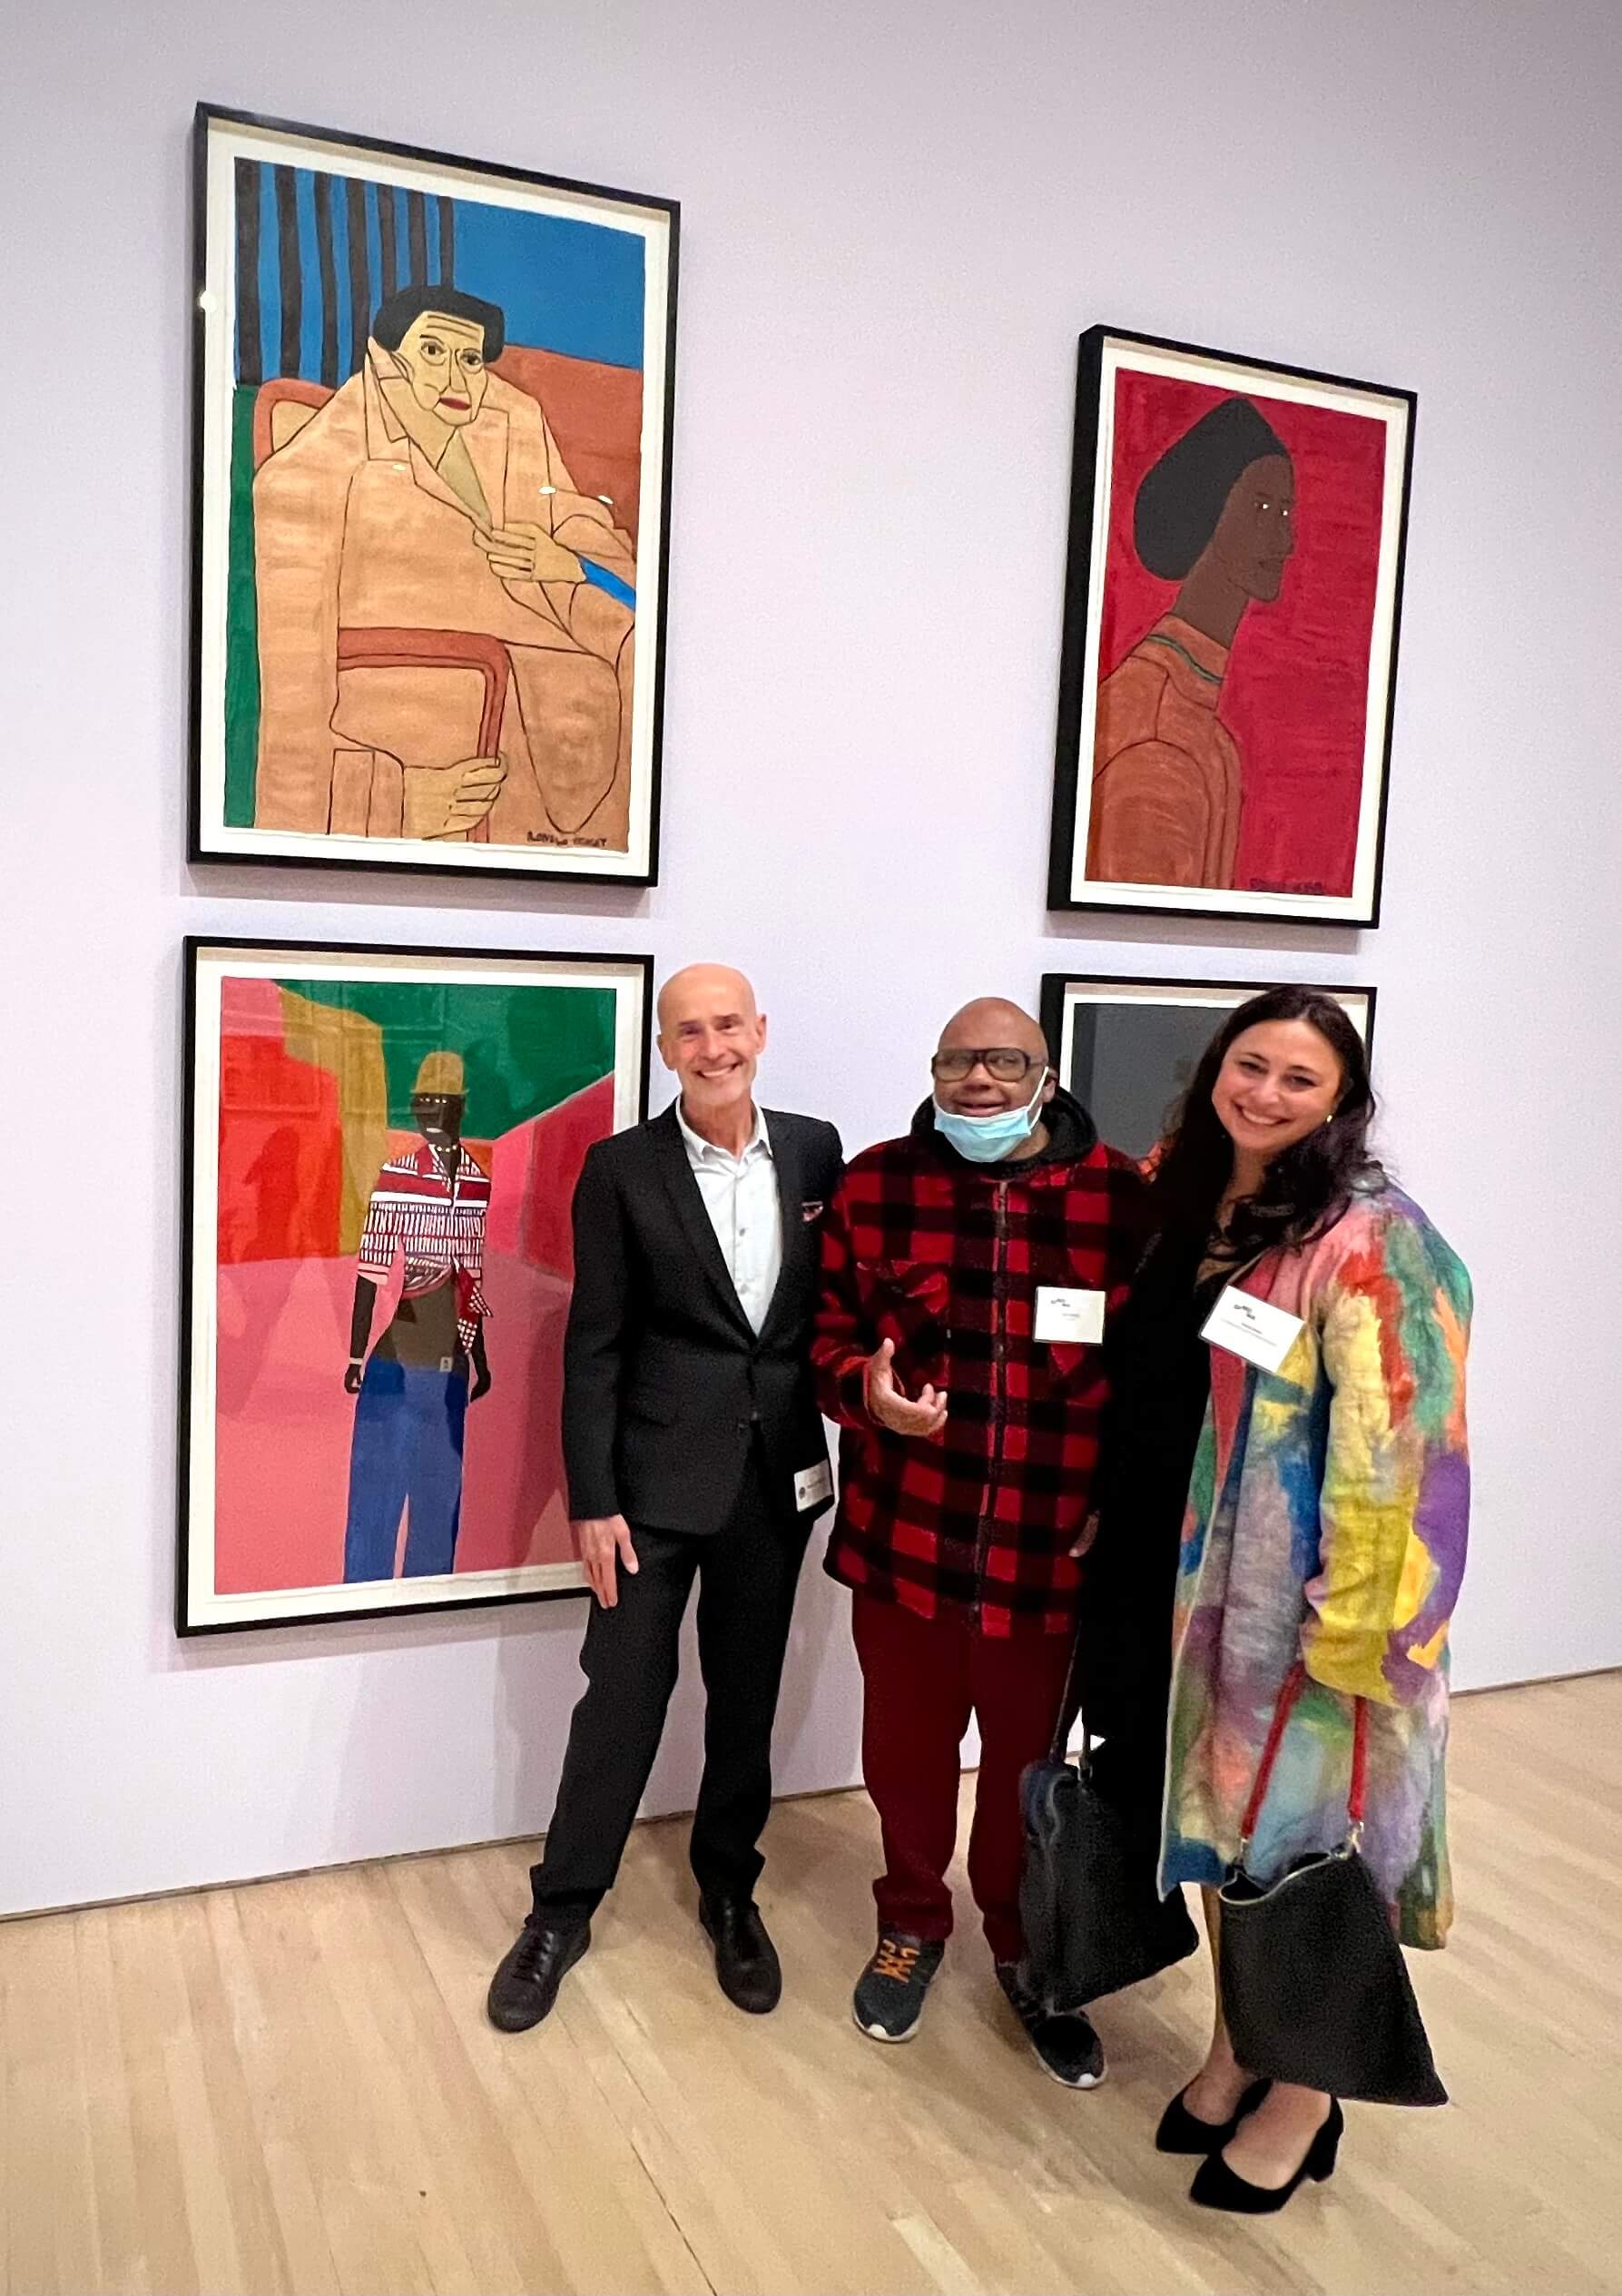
[
  {"xmin": 241, "ymin": 165, "xmax": 645, "ymax": 384},
  {"xmin": 452, "ymin": 198, "xmax": 644, "ymax": 370}
]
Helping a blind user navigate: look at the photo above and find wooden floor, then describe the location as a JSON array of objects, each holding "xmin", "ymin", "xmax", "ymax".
[{"xmin": 4, "ymin": 1673, "xmax": 1620, "ymax": 2296}]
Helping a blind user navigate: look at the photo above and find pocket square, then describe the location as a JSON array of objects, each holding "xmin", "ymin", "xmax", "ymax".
[{"xmin": 801, "ymin": 1199, "xmax": 825, "ymax": 1222}]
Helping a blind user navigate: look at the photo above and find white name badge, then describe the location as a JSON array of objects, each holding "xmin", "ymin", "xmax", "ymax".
[
  {"xmin": 1201, "ymin": 1286, "xmax": 1304, "ymax": 1374},
  {"xmin": 1033, "ymin": 1286, "xmax": 1107, "ymax": 1345},
  {"xmin": 794, "ymin": 1460, "xmax": 834, "ymax": 1513}
]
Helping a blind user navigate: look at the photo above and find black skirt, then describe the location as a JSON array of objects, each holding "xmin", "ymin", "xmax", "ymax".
[{"xmin": 1080, "ymin": 1237, "xmax": 1225, "ymax": 1808}]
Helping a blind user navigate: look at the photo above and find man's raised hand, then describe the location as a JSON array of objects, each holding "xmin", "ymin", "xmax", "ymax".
[{"xmin": 863, "ymin": 1336, "xmax": 948, "ymax": 1440}]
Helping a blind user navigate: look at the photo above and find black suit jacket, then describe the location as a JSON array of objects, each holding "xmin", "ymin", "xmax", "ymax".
[{"xmin": 563, "ymin": 1105, "xmax": 845, "ymax": 1533}]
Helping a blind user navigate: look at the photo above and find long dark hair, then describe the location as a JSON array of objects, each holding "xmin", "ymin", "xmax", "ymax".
[{"xmin": 1147, "ymin": 986, "xmax": 1383, "ymax": 1258}]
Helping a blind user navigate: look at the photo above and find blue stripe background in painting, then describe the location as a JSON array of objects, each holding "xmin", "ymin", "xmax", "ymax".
[
  {"xmin": 233, "ymin": 161, "xmax": 648, "ymax": 382},
  {"xmin": 330, "ymin": 173, "xmax": 352, "ymax": 379},
  {"xmin": 257, "ymin": 165, "xmax": 280, "ymax": 389},
  {"xmin": 295, "ymin": 170, "xmax": 321, "ymax": 382}
]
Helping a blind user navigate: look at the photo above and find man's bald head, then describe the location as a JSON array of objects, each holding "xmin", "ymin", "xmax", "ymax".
[
  {"xmin": 656, "ymin": 964, "xmax": 768, "ymax": 1137},
  {"xmin": 656, "ymin": 963, "xmax": 759, "ymax": 1035},
  {"xmin": 937, "ymin": 998, "xmax": 1048, "ymax": 1060}
]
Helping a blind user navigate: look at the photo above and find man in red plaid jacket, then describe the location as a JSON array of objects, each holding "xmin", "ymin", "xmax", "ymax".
[{"xmin": 812, "ymin": 997, "xmax": 1145, "ymax": 2084}]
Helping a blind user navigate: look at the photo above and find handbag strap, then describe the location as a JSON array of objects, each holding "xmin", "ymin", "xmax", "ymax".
[
  {"xmin": 1237, "ymin": 1660, "xmax": 1368, "ymax": 1852},
  {"xmin": 1048, "ymin": 1628, "xmax": 1091, "ymax": 1766}
]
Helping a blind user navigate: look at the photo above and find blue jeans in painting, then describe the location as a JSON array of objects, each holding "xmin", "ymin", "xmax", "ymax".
[{"xmin": 343, "ymin": 1359, "xmax": 468, "ymax": 1582}]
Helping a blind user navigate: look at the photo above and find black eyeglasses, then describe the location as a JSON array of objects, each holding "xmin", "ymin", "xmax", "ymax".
[{"xmin": 929, "ymin": 1047, "xmax": 1046, "ymax": 1083}]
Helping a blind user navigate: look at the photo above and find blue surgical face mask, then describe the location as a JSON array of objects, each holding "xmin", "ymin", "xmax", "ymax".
[{"xmin": 932, "ymin": 1069, "xmax": 1049, "ymax": 1163}]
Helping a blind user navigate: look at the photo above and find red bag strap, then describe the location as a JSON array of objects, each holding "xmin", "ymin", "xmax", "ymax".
[{"xmin": 1238, "ymin": 1660, "xmax": 1369, "ymax": 1850}]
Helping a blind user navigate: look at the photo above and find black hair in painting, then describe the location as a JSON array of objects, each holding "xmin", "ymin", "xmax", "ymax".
[{"xmin": 1134, "ymin": 397, "xmax": 1291, "ymax": 580}]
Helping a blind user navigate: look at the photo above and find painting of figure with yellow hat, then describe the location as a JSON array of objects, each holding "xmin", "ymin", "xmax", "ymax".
[
  {"xmin": 180, "ymin": 942, "xmax": 651, "ymax": 1631},
  {"xmin": 340, "ymin": 1048, "xmax": 492, "ymax": 1583}
]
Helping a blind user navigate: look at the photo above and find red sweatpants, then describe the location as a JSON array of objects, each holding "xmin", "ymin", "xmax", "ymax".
[{"xmin": 850, "ymin": 1591, "xmax": 1074, "ymax": 1966}]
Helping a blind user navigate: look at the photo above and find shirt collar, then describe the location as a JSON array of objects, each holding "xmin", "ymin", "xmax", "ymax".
[
  {"xmin": 413, "ymin": 1139, "xmax": 463, "ymax": 1184},
  {"xmin": 676, "ymin": 1099, "xmax": 771, "ymax": 1168}
]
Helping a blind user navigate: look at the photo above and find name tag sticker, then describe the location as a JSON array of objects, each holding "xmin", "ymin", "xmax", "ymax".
[
  {"xmin": 1033, "ymin": 1286, "xmax": 1107, "ymax": 1345},
  {"xmin": 794, "ymin": 1460, "xmax": 834, "ymax": 1512},
  {"xmin": 1201, "ymin": 1286, "xmax": 1304, "ymax": 1374}
]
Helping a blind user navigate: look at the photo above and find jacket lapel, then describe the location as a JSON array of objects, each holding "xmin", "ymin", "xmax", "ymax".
[
  {"xmin": 651, "ymin": 1108, "xmax": 753, "ymax": 1340},
  {"xmin": 757, "ymin": 1114, "xmax": 803, "ymax": 1344},
  {"xmin": 463, "ymin": 402, "xmax": 509, "ymax": 528}
]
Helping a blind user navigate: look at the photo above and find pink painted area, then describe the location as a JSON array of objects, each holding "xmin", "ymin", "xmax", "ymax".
[
  {"xmin": 219, "ymin": 973, "xmax": 288, "ymax": 1040},
  {"xmin": 456, "ymin": 1252, "xmax": 575, "ymax": 1572},
  {"xmin": 487, "ymin": 1076, "xmax": 614, "ymax": 1274},
  {"xmin": 212, "ymin": 1247, "xmax": 577, "ymax": 1593},
  {"xmin": 212, "ymin": 1255, "xmax": 364, "ymax": 1592}
]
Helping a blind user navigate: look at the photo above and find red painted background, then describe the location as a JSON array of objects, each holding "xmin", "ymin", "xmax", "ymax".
[{"xmin": 1096, "ymin": 368, "xmax": 1390, "ymax": 899}]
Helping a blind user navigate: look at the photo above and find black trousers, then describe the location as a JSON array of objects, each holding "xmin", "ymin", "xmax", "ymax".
[{"xmin": 530, "ymin": 1446, "xmax": 809, "ymax": 1922}]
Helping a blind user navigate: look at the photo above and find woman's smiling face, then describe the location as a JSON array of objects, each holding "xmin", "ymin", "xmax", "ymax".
[{"xmin": 1211, "ymin": 1018, "xmax": 1343, "ymax": 1163}]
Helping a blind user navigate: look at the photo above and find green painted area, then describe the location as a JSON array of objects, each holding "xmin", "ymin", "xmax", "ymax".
[
  {"xmin": 281, "ymin": 979, "xmax": 617, "ymax": 1138},
  {"xmin": 223, "ymin": 387, "xmax": 261, "ymax": 828}
]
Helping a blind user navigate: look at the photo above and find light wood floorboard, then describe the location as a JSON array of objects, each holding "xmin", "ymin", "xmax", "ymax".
[{"xmin": 3, "ymin": 1672, "xmax": 1619, "ymax": 2296}]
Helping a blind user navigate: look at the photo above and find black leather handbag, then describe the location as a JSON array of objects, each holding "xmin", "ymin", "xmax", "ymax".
[
  {"xmin": 1017, "ymin": 1651, "xmax": 1198, "ymax": 2014},
  {"xmin": 1218, "ymin": 1662, "xmax": 1448, "ymax": 2106}
]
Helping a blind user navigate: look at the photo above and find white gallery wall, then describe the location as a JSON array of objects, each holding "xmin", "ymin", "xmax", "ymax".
[{"xmin": 4, "ymin": 0, "xmax": 1619, "ymax": 1917}]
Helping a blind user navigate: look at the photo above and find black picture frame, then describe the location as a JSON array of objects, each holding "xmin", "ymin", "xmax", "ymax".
[
  {"xmin": 1039, "ymin": 971, "xmax": 1379, "ymax": 1164},
  {"xmin": 1048, "ymin": 324, "xmax": 1415, "ymax": 927},
  {"xmin": 178, "ymin": 933, "xmax": 654, "ymax": 1636},
  {"xmin": 189, "ymin": 103, "xmax": 679, "ymax": 887}
]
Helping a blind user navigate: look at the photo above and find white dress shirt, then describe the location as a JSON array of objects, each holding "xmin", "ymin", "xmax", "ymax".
[{"xmin": 676, "ymin": 1100, "xmax": 783, "ymax": 1335}]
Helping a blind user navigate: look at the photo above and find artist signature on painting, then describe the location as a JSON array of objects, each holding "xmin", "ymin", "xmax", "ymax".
[{"xmin": 528, "ymin": 832, "xmax": 611, "ymax": 849}]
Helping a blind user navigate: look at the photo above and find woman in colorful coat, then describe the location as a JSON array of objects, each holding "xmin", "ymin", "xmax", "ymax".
[{"xmin": 1081, "ymin": 985, "xmax": 1470, "ymax": 2215}]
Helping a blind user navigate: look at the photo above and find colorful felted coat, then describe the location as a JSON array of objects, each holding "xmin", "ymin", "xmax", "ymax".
[{"xmin": 1160, "ymin": 1184, "xmax": 1471, "ymax": 1948}]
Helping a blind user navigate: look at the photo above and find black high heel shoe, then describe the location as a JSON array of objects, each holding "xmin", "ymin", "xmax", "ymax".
[
  {"xmin": 1155, "ymin": 2077, "xmax": 1271, "ymax": 2154},
  {"xmin": 1189, "ymin": 2097, "xmax": 1343, "ymax": 2213}
]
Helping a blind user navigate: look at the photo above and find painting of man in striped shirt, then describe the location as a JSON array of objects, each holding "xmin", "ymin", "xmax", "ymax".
[
  {"xmin": 179, "ymin": 942, "xmax": 651, "ymax": 1632},
  {"xmin": 342, "ymin": 1051, "xmax": 493, "ymax": 1582}
]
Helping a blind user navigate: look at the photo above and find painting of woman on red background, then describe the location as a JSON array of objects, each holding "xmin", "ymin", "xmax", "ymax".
[{"xmin": 1049, "ymin": 329, "xmax": 1415, "ymax": 925}]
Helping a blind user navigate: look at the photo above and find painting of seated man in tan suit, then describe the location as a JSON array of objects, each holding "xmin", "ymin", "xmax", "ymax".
[
  {"xmin": 254, "ymin": 284, "xmax": 637, "ymax": 852},
  {"xmin": 192, "ymin": 110, "xmax": 675, "ymax": 882}
]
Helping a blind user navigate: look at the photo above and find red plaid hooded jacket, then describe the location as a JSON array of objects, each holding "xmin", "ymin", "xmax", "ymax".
[{"xmin": 812, "ymin": 1091, "xmax": 1145, "ymax": 1637}]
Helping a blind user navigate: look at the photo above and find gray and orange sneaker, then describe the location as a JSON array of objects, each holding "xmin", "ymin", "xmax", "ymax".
[{"xmin": 851, "ymin": 1930, "xmax": 946, "ymax": 2041}]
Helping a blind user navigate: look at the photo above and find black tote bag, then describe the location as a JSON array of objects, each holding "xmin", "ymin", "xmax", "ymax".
[
  {"xmin": 1218, "ymin": 1663, "xmax": 1447, "ymax": 2106},
  {"xmin": 1017, "ymin": 1649, "xmax": 1198, "ymax": 2014}
]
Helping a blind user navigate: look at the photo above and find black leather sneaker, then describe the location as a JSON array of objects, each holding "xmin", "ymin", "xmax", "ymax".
[
  {"xmin": 699, "ymin": 1894, "xmax": 782, "ymax": 2014},
  {"xmin": 851, "ymin": 1931, "xmax": 946, "ymax": 2042},
  {"xmin": 995, "ymin": 1962, "xmax": 1106, "ymax": 2087},
  {"xmin": 486, "ymin": 1916, "xmax": 590, "ymax": 2033}
]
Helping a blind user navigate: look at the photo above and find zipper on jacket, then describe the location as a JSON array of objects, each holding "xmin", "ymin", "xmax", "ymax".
[{"xmin": 972, "ymin": 1178, "xmax": 1011, "ymax": 1623}]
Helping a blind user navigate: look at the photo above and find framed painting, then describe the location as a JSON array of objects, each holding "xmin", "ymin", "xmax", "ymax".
[
  {"xmin": 1039, "ymin": 974, "xmax": 1377, "ymax": 1162},
  {"xmin": 1048, "ymin": 327, "xmax": 1414, "ymax": 925},
  {"xmin": 179, "ymin": 938, "xmax": 652, "ymax": 1633},
  {"xmin": 190, "ymin": 105, "xmax": 677, "ymax": 884}
]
